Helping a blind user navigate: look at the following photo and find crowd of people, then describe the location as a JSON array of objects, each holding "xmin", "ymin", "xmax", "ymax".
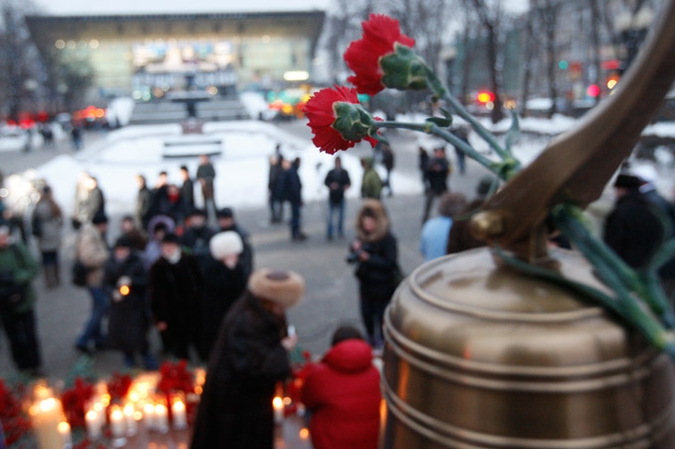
[{"xmin": 3, "ymin": 130, "xmax": 675, "ymax": 448}]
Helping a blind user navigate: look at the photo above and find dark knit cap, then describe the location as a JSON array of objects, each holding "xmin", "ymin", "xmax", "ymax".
[
  {"xmin": 114, "ymin": 235, "xmax": 133, "ymax": 249},
  {"xmin": 161, "ymin": 233, "xmax": 181, "ymax": 245},
  {"xmin": 614, "ymin": 174, "xmax": 642, "ymax": 189},
  {"xmin": 217, "ymin": 207, "xmax": 234, "ymax": 219},
  {"xmin": 92, "ymin": 211, "xmax": 108, "ymax": 225}
]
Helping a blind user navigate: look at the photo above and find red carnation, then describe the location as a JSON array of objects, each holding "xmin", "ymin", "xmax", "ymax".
[
  {"xmin": 344, "ymin": 14, "xmax": 415, "ymax": 96},
  {"xmin": 305, "ymin": 85, "xmax": 378, "ymax": 155}
]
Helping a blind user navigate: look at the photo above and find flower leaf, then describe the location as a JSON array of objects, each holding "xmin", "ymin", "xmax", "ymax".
[
  {"xmin": 425, "ymin": 116, "xmax": 452, "ymax": 128},
  {"xmin": 439, "ymin": 107, "xmax": 453, "ymax": 120}
]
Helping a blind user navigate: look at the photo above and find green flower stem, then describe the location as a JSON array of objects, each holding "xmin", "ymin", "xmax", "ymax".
[
  {"xmin": 495, "ymin": 243, "xmax": 675, "ymax": 357},
  {"xmin": 423, "ymin": 65, "xmax": 518, "ymax": 168},
  {"xmin": 373, "ymin": 120, "xmax": 497, "ymax": 172},
  {"xmin": 552, "ymin": 205, "xmax": 673, "ymax": 326}
]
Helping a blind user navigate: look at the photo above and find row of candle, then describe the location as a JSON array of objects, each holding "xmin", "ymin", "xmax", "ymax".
[{"xmin": 84, "ymin": 396, "xmax": 189, "ymax": 440}]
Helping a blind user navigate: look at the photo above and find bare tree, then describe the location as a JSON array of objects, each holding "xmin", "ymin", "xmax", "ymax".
[
  {"xmin": 0, "ymin": 0, "xmax": 40, "ymax": 121},
  {"xmin": 461, "ymin": 0, "xmax": 506, "ymax": 123},
  {"xmin": 531, "ymin": 0, "xmax": 560, "ymax": 117}
]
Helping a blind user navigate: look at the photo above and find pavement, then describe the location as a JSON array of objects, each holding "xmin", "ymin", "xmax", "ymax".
[{"xmin": 0, "ymin": 119, "xmax": 494, "ymax": 382}]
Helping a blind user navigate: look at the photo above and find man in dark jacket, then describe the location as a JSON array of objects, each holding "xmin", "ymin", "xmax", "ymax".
[
  {"xmin": 324, "ymin": 156, "xmax": 351, "ymax": 240},
  {"xmin": 149, "ymin": 233, "xmax": 202, "ymax": 361},
  {"xmin": 135, "ymin": 174, "xmax": 152, "ymax": 231},
  {"xmin": 604, "ymin": 173, "xmax": 664, "ymax": 269},
  {"xmin": 349, "ymin": 199, "xmax": 399, "ymax": 348},
  {"xmin": 191, "ymin": 268, "xmax": 303, "ymax": 449},
  {"xmin": 216, "ymin": 207, "xmax": 253, "ymax": 278},
  {"xmin": 179, "ymin": 165, "xmax": 195, "ymax": 211},
  {"xmin": 182, "ymin": 208, "xmax": 216, "ymax": 272},
  {"xmin": 283, "ymin": 157, "xmax": 307, "ymax": 242},
  {"xmin": 422, "ymin": 146, "xmax": 451, "ymax": 223},
  {"xmin": 300, "ymin": 326, "xmax": 381, "ymax": 449},
  {"xmin": 268, "ymin": 154, "xmax": 285, "ymax": 224}
]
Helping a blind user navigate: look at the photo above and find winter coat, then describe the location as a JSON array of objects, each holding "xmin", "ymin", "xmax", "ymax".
[
  {"xmin": 104, "ymin": 251, "xmax": 150, "ymax": 353},
  {"xmin": 268, "ymin": 162, "xmax": 285, "ymax": 201},
  {"xmin": 300, "ymin": 339, "xmax": 381, "ymax": 449},
  {"xmin": 200, "ymin": 258, "xmax": 248, "ymax": 361},
  {"xmin": 361, "ymin": 168, "xmax": 383, "ymax": 200},
  {"xmin": 0, "ymin": 241, "xmax": 39, "ymax": 314},
  {"xmin": 420, "ymin": 216, "xmax": 453, "ymax": 261},
  {"xmin": 32, "ymin": 199, "xmax": 63, "ymax": 252},
  {"xmin": 76, "ymin": 224, "xmax": 109, "ymax": 287},
  {"xmin": 73, "ymin": 186, "xmax": 105, "ymax": 226},
  {"xmin": 604, "ymin": 189, "xmax": 664, "ymax": 269},
  {"xmin": 353, "ymin": 200, "xmax": 398, "ymax": 300},
  {"xmin": 181, "ymin": 178, "xmax": 195, "ymax": 210},
  {"xmin": 149, "ymin": 252, "xmax": 202, "ymax": 353},
  {"xmin": 191, "ymin": 292, "xmax": 291, "ymax": 449},
  {"xmin": 282, "ymin": 166, "xmax": 303, "ymax": 205},
  {"xmin": 447, "ymin": 199, "xmax": 487, "ymax": 254},
  {"xmin": 181, "ymin": 224, "xmax": 216, "ymax": 270},
  {"xmin": 325, "ymin": 168, "xmax": 351, "ymax": 205},
  {"xmin": 426, "ymin": 156, "xmax": 450, "ymax": 194},
  {"xmin": 135, "ymin": 187, "xmax": 152, "ymax": 230}
]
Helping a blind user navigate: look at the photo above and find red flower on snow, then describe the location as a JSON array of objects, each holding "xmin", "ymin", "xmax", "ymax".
[
  {"xmin": 344, "ymin": 14, "xmax": 416, "ymax": 96},
  {"xmin": 305, "ymin": 85, "xmax": 378, "ymax": 155}
]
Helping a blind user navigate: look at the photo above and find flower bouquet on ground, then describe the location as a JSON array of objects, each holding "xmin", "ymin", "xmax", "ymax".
[{"xmin": 304, "ymin": 13, "xmax": 675, "ymax": 358}]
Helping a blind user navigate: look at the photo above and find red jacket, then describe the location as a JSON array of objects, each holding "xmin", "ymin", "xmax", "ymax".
[{"xmin": 300, "ymin": 339, "xmax": 381, "ymax": 449}]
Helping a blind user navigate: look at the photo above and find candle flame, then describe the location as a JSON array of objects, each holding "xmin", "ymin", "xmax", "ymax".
[
  {"xmin": 299, "ymin": 428, "xmax": 310, "ymax": 440},
  {"xmin": 120, "ymin": 285, "xmax": 130, "ymax": 296},
  {"xmin": 39, "ymin": 398, "xmax": 57, "ymax": 412},
  {"xmin": 58, "ymin": 421, "xmax": 71, "ymax": 434},
  {"xmin": 272, "ymin": 396, "xmax": 283, "ymax": 409}
]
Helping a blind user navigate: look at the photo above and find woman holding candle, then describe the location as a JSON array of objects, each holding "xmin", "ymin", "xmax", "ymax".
[
  {"xmin": 104, "ymin": 236, "xmax": 157, "ymax": 369},
  {"xmin": 191, "ymin": 268, "xmax": 303, "ymax": 449}
]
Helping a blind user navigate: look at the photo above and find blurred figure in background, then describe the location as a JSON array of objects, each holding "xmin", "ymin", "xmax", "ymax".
[
  {"xmin": 180, "ymin": 165, "xmax": 195, "ymax": 211},
  {"xmin": 0, "ymin": 221, "xmax": 43, "ymax": 376},
  {"xmin": 420, "ymin": 193, "xmax": 466, "ymax": 262},
  {"xmin": 216, "ymin": 207, "xmax": 253, "ymax": 278},
  {"xmin": 268, "ymin": 154, "xmax": 285, "ymax": 224},
  {"xmin": 324, "ymin": 156, "xmax": 351, "ymax": 240},
  {"xmin": 199, "ymin": 231, "xmax": 248, "ymax": 361},
  {"xmin": 119, "ymin": 214, "xmax": 147, "ymax": 252},
  {"xmin": 422, "ymin": 146, "xmax": 451, "ymax": 223},
  {"xmin": 149, "ymin": 233, "xmax": 202, "ymax": 361},
  {"xmin": 360, "ymin": 158, "xmax": 383, "ymax": 200},
  {"xmin": 301, "ymin": 325, "xmax": 381, "ymax": 449},
  {"xmin": 447, "ymin": 176, "xmax": 494, "ymax": 255},
  {"xmin": 135, "ymin": 174, "xmax": 152, "ymax": 232},
  {"xmin": 32, "ymin": 185, "xmax": 63, "ymax": 288},
  {"xmin": 104, "ymin": 236, "xmax": 157, "ymax": 369}
]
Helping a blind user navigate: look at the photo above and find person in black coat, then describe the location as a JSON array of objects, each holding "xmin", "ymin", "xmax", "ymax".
[
  {"xmin": 349, "ymin": 199, "xmax": 399, "ymax": 348},
  {"xmin": 191, "ymin": 268, "xmax": 303, "ymax": 449},
  {"xmin": 268, "ymin": 154, "xmax": 285, "ymax": 224},
  {"xmin": 282, "ymin": 157, "xmax": 307, "ymax": 241},
  {"xmin": 324, "ymin": 156, "xmax": 351, "ymax": 240},
  {"xmin": 422, "ymin": 146, "xmax": 451, "ymax": 223},
  {"xmin": 135, "ymin": 174, "xmax": 152, "ymax": 231},
  {"xmin": 604, "ymin": 173, "xmax": 664, "ymax": 270},
  {"xmin": 181, "ymin": 208, "xmax": 216, "ymax": 272},
  {"xmin": 179, "ymin": 165, "xmax": 195, "ymax": 211},
  {"xmin": 104, "ymin": 236, "xmax": 157, "ymax": 369},
  {"xmin": 149, "ymin": 233, "xmax": 202, "ymax": 361},
  {"xmin": 199, "ymin": 231, "xmax": 249, "ymax": 361}
]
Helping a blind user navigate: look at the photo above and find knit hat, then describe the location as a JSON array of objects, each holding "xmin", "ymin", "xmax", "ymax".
[
  {"xmin": 248, "ymin": 268, "xmax": 305, "ymax": 309},
  {"xmin": 216, "ymin": 207, "xmax": 234, "ymax": 219},
  {"xmin": 188, "ymin": 207, "xmax": 206, "ymax": 217},
  {"xmin": 614, "ymin": 173, "xmax": 642, "ymax": 189},
  {"xmin": 92, "ymin": 211, "xmax": 108, "ymax": 225},
  {"xmin": 209, "ymin": 231, "xmax": 243, "ymax": 259},
  {"xmin": 114, "ymin": 235, "xmax": 133, "ymax": 249},
  {"xmin": 161, "ymin": 233, "xmax": 181, "ymax": 245}
]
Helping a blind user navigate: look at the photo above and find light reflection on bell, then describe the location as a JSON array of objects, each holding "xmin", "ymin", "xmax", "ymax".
[{"xmin": 381, "ymin": 248, "xmax": 675, "ymax": 448}]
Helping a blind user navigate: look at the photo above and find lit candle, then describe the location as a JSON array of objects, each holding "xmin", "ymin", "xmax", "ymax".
[
  {"xmin": 171, "ymin": 399, "xmax": 188, "ymax": 429},
  {"xmin": 143, "ymin": 402, "xmax": 156, "ymax": 431},
  {"xmin": 155, "ymin": 403, "xmax": 169, "ymax": 433},
  {"xmin": 85, "ymin": 410, "xmax": 102, "ymax": 440},
  {"xmin": 272, "ymin": 396, "xmax": 284, "ymax": 424},
  {"xmin": 33, "ymin": 397, "xmax": 64, "ymax": 449},
  {"xmin": 91, "ymin": 401, "xmax": 106, "ymax": 429},
  {"xmin": 110, "ymin": 405, "xmax": 126, "ymax": 438},
  {"xmin": 123, "ymin": 403, "xmax": 138, "ymax": 436},
  {"xmin": 58, "ymin": 421, "xmax": 73, "ymax": 449}
]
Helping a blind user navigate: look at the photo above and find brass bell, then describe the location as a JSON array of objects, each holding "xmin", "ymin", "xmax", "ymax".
[{"xmin": 381, "ymin": 248, "xmax": 675, "ymax": 448}]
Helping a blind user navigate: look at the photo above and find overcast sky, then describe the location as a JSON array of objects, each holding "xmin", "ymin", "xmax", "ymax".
[{"xmin": 37, "ymin": 0, "xmax": 528, "ymax": 16}]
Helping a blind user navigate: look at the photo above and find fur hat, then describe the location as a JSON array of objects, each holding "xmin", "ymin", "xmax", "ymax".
[
  {"xmin": 249, "ymin": 269, "xmax": 305, "ymax": 309},
  {"xmin": 209, "ymin": 231, "xmax": 243, "ymax": 259},
  {"xmin": 614, "ymin": 173, "xmax": 641, "ymax": 189},
  {"xmin": 92, "ymin": 211, "xmax": 108, "ymax": 225}
]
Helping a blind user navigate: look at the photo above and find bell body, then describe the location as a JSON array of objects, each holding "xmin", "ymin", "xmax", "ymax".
[{"xmin": 381, "ymin": 248, "xmax": 675, "ymax": 448}]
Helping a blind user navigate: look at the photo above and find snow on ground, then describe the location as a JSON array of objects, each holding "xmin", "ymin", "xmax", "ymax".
[{"xmin": 35, "ymin": 120, "xmax": 422, "ymax": 218}]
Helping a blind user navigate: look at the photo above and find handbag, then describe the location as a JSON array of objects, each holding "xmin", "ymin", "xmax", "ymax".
[{"xmin": 72, "ymin": 261, "xmax": 89, "ymax": 287}]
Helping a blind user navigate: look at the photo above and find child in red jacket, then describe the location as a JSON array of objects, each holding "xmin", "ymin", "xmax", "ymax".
[{"xmin": 300, "ymin": 326, "xmax": 381, "ymax": 448}]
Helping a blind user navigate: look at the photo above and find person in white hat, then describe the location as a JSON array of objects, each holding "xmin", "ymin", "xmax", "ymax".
[
  {"xmin": 198, "ymin": 231, "xmax": 248, "ymax": 361},
  {"xmin": 191, "ymin": 268, "xmax": 304, "ymax": 449}
]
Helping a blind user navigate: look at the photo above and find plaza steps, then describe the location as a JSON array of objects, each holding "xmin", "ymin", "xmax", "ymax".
[{"xmin": 128, "ymin": 98, "xmax": 250, "ymax": 125}]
